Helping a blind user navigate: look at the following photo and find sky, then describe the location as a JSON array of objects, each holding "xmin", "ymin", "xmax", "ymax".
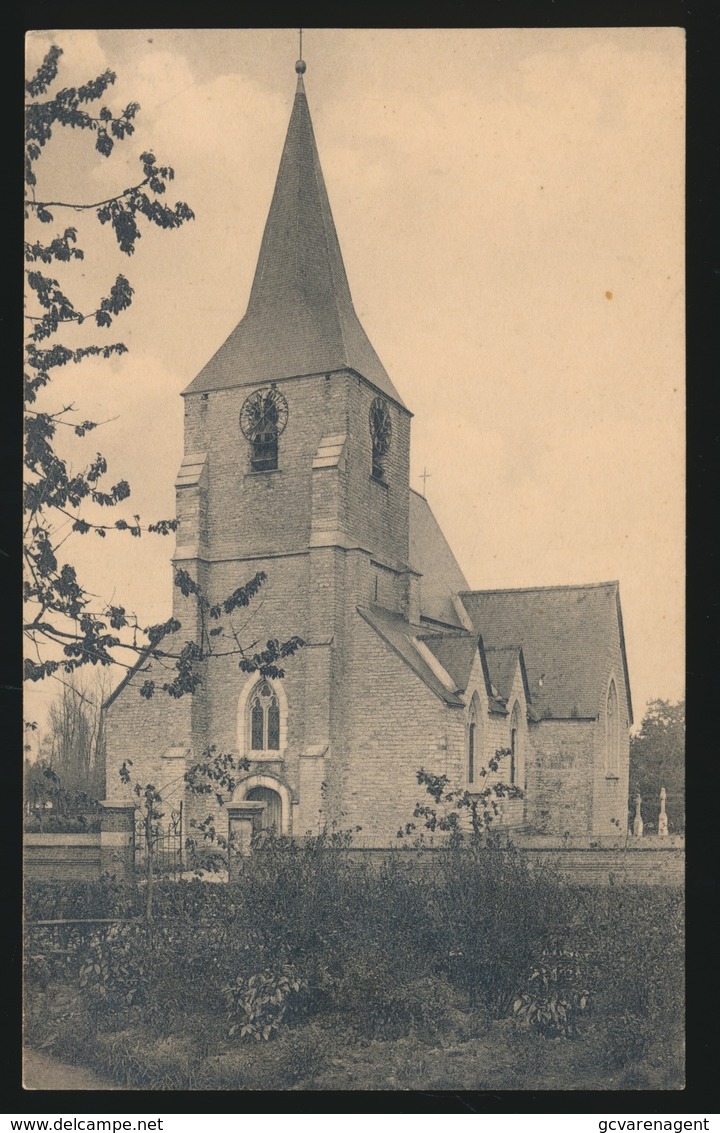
[{"xmin": 24, "ymin": 27, "xmax": 685, "ymax": 736}]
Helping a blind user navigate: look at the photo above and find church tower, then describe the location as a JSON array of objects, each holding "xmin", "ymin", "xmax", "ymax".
[{"xmin": 171, "ymin": 59, "xmax": 414, "ymax": 834}]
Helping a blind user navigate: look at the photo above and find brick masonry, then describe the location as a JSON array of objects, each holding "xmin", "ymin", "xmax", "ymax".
[
  {"xmin": 331, "ymin": 840, "xmax": 685, "ymax": 886},
  {"xmin": 24, "ymin": 804, "xmax": 136, "ymax": 882},
  {"xmin": 24, "ymin": 835, "xmax": 103, "ymax": 882}
]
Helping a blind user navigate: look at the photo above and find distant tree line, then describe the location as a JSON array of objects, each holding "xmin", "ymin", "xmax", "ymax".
[{"xmin": 629, "ymin": 698, "xmax": 684, "ymax": 834}]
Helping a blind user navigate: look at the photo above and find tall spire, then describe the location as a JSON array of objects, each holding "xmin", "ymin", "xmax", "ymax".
[{"xmin": 185, "ymin": 61, "xmax": 404, "ymax": 406}]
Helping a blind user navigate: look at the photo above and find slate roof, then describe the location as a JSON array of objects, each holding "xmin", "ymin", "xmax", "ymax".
[
  {"xmin": 483, "ymin": 646, "xmax": 525, "ymax": 702},
  {"xmin": 357, "ymin": 605, "xmax": 467, "ymax": 706},
  {"xmin": 460, "ymin": 582, "xmax": 632, "ymax": 723},
  {"xmin": 408, "ymin": 490, "xmax": 469, "ymax": 629},
  {"xmin": 184, "ymin": 76, "xmax": 404, "ymax": 407},
  {"xmin": 420, "ymin": 632, "xmax": 478, "ymax": 692}
]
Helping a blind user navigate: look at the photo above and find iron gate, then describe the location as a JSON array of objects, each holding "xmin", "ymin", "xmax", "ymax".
[{"xmin": 135, "ymin": 803, "xmax": 183, "ymax": 878}]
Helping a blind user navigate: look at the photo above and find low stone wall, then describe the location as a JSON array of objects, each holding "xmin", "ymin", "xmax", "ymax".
[
  {"xmin": 511, "ymin": 835, "xmax": 685, "ymax": 886},
  {"xmin": 24, "ymin": 834, "xmax": 102, "ymax": 881},
  {"xmin": 24, "ymin": 804, "xmax": 136, "ymax": 882},
  {"xmin": 329, "ymin": 835, "xmax": 685, "ymax": 887}
]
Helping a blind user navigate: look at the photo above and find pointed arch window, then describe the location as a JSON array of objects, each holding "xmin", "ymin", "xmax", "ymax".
[
  {"xmin": 606, "ymin": 679, "xmax": 620, "ymax": 776},
  {"xmin": 467, "ymin": 694, "xmax": 479, "ymax": 785},
  {"xmin": 510, "ymin": 702, "xmax": 521, "ymax": 786},
  {"xmin": 238, "ymin": 676, "xmax": 288, "ymax": 762},
  {"xmin": 249, "ymin": 681, "xmax": 281, "ymax": 752}
]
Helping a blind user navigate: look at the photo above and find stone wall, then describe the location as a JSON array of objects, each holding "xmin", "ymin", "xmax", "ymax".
[
  {"xmin": 24, "ymin": 834, "xmax": 103, "ymax": 882},
  {"xmin": 525, "ymin": 719, "xmax": 596, "ymax": 836},
  {"xmin": 24, "ymin": 804, "xmax": 136, "ymax": 882},
  {"xmin": 334, "ymin": 836, "xmax": 685, "ymax": 886},
  {"xmin": 104, "ymin": 661, "xmax": 192, "ymax": 810},
  {"xmin": 181, "ymin": 370, "xmax": 410, "ymax": 573}
]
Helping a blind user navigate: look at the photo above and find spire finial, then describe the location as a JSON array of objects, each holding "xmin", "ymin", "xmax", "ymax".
[{"xmin": 295, "ymin": 28, "xmax": 306, "ymax": 75}]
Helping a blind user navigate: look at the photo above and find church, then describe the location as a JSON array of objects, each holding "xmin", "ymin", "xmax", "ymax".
[{"xmin": 104, "ymin": 60, "xmax": 633, "ymax": 846}]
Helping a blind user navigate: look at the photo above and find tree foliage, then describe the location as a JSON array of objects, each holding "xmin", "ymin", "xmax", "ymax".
[
  {"xmin": 629, "ymin": 698, "xmax": 685, "ymax": 833},
  {"xmin": 398, "ymin": 749, "xmax": 522, "ymax": 844},
  {"xmin": 24, "ymin": 45, "xmax": 303, "ymax": 699}
]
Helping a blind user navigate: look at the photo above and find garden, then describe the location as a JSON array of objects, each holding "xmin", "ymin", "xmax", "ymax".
[{"xmin": 24, "ymin": 838, "xmax": 684, "ymax": 1091}]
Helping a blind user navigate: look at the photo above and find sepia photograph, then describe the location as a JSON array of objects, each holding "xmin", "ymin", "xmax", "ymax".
[{"xmin": 23, "ymin": 27, "xmax": 684, "ymax": 1092}]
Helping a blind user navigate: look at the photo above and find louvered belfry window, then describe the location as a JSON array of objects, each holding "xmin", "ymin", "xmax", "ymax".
[
  {"xmin": 249, "ymin": 681, "xmax": 281, "ymax": 751},
  {"xmin": 239, "ymin": 388, "xmax": 289, "ymax": 473},
  {"xmin": 251, "ymin": 431, "xmax": 279, "ymax": 472}
]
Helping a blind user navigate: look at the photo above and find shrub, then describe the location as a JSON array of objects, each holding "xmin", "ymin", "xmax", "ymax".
[
  {"xmin": 424, "ymin": 846, "xmax": 569, "ymax": 1016},
  {"xmin": 25, "ymin": 878, "xmax": 141, "ymax": 921},
  {"xmin": 224, "ymin": 964, "xmax": 307, "ymax": 1041},
  {"xmin": 594, "ymin": 1010, "xmax": 654, "ymax": 1073},
  {"xmin": 77, "ymin": 923, "xmax": 150, "ymax": 1013},
  {"xmin": 511, "ymin": 957, "xmax": 590, "ymax": 1038},
  {"xmin": 24, "ymin": 843, "xmax": 684, "ymax": 1088}
]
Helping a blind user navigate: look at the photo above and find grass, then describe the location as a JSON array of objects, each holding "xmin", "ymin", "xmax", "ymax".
[{"xmin": 25, "ymin": 980, "xmax": 684, "ymax": 1091}]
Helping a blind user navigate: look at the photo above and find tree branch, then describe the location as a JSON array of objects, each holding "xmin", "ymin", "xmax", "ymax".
[{"xmin": 25, "ymin": 176, "xmax": 154, "ymax": 213}]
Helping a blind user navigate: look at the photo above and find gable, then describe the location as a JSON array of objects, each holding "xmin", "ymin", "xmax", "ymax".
[
  {"xmin": 460, "ymin": 582, "xmax": 632, "ymax": 723},
  {"xmin": 421, "ymin": 632, "xmax": 477, "ymax": 692}
]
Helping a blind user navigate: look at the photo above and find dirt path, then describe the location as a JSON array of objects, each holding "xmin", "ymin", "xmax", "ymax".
[{"xmin": 23, "ymin": 1048, "xmax": 125, "ymax": 1091}]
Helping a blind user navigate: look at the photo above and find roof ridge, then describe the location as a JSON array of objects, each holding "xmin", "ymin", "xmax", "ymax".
[
  {"xmin": 303, "ymin": 87, "xmax": 348, "ymax": 360},
  {"xmin": 461, "ymin": 580, "xmax": 619, "ymax": 596}
]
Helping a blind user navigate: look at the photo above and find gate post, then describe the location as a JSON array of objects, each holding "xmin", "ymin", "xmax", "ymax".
[
  {"xmin": 227, "ymin": 801, "xmax": 265, "ymax": 880},
  {"xmin": 99, "ymin": 802, "xmax": 136, "ymax": 880}
]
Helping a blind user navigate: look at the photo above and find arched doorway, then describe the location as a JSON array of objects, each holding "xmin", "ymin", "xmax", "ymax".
[{"xmin": 245, "ymin": 785, "xmax": 282, "ymax": 833}]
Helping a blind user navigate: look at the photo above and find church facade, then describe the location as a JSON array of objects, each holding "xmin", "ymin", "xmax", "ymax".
[{"xmin": 104, "ymin": 65, "xmax": 632, "ymax": 846}]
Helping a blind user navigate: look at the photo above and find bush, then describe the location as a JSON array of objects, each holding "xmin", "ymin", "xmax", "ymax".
[
  {"xmin": 24, "ymin": 844, "xmax": 684, "ymax": 1087},
  {"xmin": 25, "ymin": 878, "xmax": 141, "ymax": 921},
  {"xmin": 225, "ymin": 964, "xmax": 307, "ymax": 1041}
]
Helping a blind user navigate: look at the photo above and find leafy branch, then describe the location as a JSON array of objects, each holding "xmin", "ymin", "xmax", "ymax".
[
  {"xmin": 23, "ymin": 46, "xmax": 197, "ymax": 687},
  {"xmin": 23, "ymin": 45, "xmax": 304, "ymax": 703},
  {"xmin": 398, "ymin": 749, "xmax": 523, "ymax": 845}
]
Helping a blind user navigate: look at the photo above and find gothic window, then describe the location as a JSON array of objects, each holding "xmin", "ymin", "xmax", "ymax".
[
  {"xmin": 249, "ymin": 681, "xmax": 281, "ymax": 752},
  {"xmin": 467, "ymin": 694, "xmax": 479, "ymax": 784},
  {"xmin": 240, "ymin": 387, "xmax": 289, "ymax": 472},
  {"xmin": 510, "ymin": 702, "xmax": 521, "ymax": 786},
  {"xmin": 606, "ymin": 679, "xmax": 620, "ymax": 776},
  {"xmin": 268, "ymin": 700, "xmax": 280, "ymax": 749},
  {"xmin": 369, "ymin": 397, "xmax": 392, "ymax": 481}
]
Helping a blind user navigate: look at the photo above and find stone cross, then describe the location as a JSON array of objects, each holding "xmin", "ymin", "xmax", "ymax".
[
  {"xmin": 658, "ymin": 786, "xmax": 668, "ymax": 836},
  {"xmin": 632, "ymin": 791, "xmax": 644, "ymax": 838}
]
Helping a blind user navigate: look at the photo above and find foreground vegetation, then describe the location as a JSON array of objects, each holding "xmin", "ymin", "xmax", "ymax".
[{"xmin": 24, "ymin": 842, "xmax": 684, "ymax": 1090}]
